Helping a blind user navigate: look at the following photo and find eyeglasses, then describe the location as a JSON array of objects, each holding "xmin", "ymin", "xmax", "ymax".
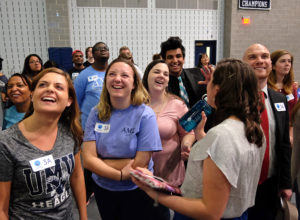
[
  {"xmin": 94, "ymin": 46, "xmax": 109, "ymax": 52},
  {"xmin": 29, "ymin": 60, "xmax": 41, "ymax": 64}
]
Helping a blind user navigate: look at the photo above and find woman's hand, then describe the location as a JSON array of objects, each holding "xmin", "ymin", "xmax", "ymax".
[
  {"xmin": 194, "ymin": 111, "xmax": 207, "ymax": 141},
  {"xmin": 198, "ymin": 65, "xmax": 215, "ymax": 85},
  {"xmin": 120, "ymin": 160, "xmax": 134, "ymax": 181}
]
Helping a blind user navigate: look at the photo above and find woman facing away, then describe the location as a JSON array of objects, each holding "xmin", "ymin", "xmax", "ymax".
[
  {"xmin": 132, "ymin": 58, "xmax": 266, "ymax": 220},
  {"xmin": 21, "ymin": 54, "xmax": 44, "ymax": 80},
  {"xmin": 82, "ymin": 59, "xmax": 162, "ymax": 220},
  {"xmin": 3, "ymin": 73, "xmax": 31, "ymax": 129},
  {"xmin": 0, "ymin": 68, "xmax": 87, "ymax": 220},
  {"xmin": 268, "ymin": 49, "xmax": 298, "ymax": 144}
]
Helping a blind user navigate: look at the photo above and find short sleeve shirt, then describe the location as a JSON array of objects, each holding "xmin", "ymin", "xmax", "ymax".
[
  {"xmin": 84, "ymin": 104, "xmax": 162, "ymax": 191},
  {"xmin": 181, "ymin": 119, "xmax": 265, "ymax": 218}
]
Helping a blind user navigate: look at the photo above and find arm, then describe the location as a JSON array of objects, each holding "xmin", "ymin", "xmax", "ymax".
[
  {"xmin": 194, "ymin": 111, "xmax": 207, "ymax": 141},
  {"xmin": 132, "ymin": 156, "xmax": 231, "ymax": 220},
  {"xmin": 70, "ymin": 152, "xmax": 87, "ymax": 220},
  {"xmin": 0, "ymin": 181, "xmax": 11, "ymax": 220},
  {"xmin": 180, "ymin": 134, "xmax": 195, "ymax": 161},
  {"xmin": 74, "ymin": 74, "xmax": 85, "ymax": 108},
  {"xmin": 82, "ymin": 141, "xmax": 125, "ymax": 181}
]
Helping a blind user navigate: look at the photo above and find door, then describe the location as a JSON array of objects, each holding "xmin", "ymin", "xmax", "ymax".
[{"xmin": 194, "ymin": 40, "xmax": 217, "ymax": 67}]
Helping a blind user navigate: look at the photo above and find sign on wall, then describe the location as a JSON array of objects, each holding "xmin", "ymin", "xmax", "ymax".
[{"xmin": 239, "ymin": 0, "xmax": 271, "ymax": 10}]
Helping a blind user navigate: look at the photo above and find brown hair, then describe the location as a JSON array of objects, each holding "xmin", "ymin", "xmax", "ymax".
[
  {"xmin": 24, "ymin": 67, "xmax": 83, "ymax": 146},
  {"xmin": 97, "ymin": 59, "xmax": 150, "ymax": 121},
  {"xmin": 213, "ymin": 59, "xmax": 264, "ymax": 147},
  {"xmin": 268, "ymin": 50, "xmax": 294, "ymax": 94}
]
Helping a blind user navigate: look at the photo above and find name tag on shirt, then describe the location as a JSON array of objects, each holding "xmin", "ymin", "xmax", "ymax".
[
  {"xmin": 95, "ymin": 123, "xmax": 110, "ymax": 133},
  {"xmin": 88, "ymin": 75, "xmax": 98, "ymax": 82},
  {"xmin": 274, "ymin": 102, "xmax": 286, "ymax": 112},
  {"xmin": 30, "ymin": 155, "xmax": 55, "ymax": 172},
  {"xmin": 286, "ymin": 94, "xmax": 294, "ymax": 102}
]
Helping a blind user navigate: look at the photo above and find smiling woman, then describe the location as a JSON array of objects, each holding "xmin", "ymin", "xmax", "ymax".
[
  {"xmin": 82, "ymin": 58, "xmax": 163, "ymax": 219},
  {"xmin": 0, "ymin": 67, "xmax": 87, "ymax": 220},
  {"xmin": 2, "ymin": 73, "xmax": 32, "ymax": 130}
]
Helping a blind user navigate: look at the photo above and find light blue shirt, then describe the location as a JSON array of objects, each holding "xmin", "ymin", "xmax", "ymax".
[
  {"xmin": 3, "ymin": 105, "xmax": 25, "ymax": 130},
  {"xmin": 84, "ymin": 104, "xmax": 162, "ymax": 191},
  {"xmin": 74, "ymin": 66, "xmax": 105, "ymax": 129}
]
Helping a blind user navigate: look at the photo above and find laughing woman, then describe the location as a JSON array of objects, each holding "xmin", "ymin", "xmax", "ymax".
[
  {"xmin": 0, "ymin": 68, "xmax": 87, "ymax": 220},
  {"xmin": 82, "ymin": 59, "xmax": 162, "ymax": 220}
]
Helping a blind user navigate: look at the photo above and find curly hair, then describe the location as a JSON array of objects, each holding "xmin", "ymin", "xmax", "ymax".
[
  {"xmin": 160, "ymin": 36, "xmax": 185, "ymax": 60},
  {"xmin": 97, "ymin": 58, "xmax": 150, "ymax": 121},
  {"xmin": 213, "ymin": 59, "xmax": 264, "ymax": 147}
]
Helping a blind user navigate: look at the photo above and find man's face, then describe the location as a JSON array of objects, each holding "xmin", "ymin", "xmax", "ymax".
[
  {"xmin": 243, "ymin": 44, "xmax": 272, "ymax": 80},
  {"xmin": 93, "ymin": 43, "xmax": 110, "ymax": 62},
  {"xmin": 165, "ymin": 48, "xmax": 185, "ymax": 76},
  {"xmin": 72, "ymin": 52, "xmax": 84, "ymax": 65}
]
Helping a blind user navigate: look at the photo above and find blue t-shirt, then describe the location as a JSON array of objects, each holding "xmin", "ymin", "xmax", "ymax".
[
  {"xmin": 84, "ymin": 104, "xmax": 162, "ymax": 191},
  {"xmin": 74, "ymin": 66, "xmax": 105, "ymax": 129},
  {"xmin": 3, "ymin": 105, "xmax": 25, "ymax": 130}
]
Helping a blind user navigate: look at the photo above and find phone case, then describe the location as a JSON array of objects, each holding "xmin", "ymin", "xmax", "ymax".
[{"xmin": 130, "ymin": 169, "xmax": 182, "ymax": 196}]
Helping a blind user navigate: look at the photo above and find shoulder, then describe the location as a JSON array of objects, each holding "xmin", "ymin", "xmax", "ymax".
[
  {"xmin": 168, "ymin": 95, "xmax": 187, "ymax": 108},
  {"xmin": 268, "ymin": 87, "xmax": 286, "ymax": 100},
  {"xmin": 183, "ymin": 68, "xmax": 204, "ymax": 81}
]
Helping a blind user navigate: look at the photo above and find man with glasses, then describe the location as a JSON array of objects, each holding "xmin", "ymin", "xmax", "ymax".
[{"xmin": 74, "ymin": 41, "xmax": 110, "ymax": 205}]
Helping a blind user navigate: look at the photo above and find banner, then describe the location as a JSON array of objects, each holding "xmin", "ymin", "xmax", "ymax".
[{"xmin": 239, "ymin": 0, "xmax": 271, "ymax": 10}]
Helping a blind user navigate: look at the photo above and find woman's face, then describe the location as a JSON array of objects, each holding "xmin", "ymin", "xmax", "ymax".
[
  {"xmin": 273, "ymin": 54, "xmax": 292, "ymax": 77},
  {"xmin": 32, "ymin": 72, "xmax": 72, "ymax": 115},
  {"xmin": 106, "ymin": 62, "xmax": 135, "ymax": 102},
  {"xmin": 206, "ymin": 73, "xmax": 219, "ymax": 109},
  {"xmin": 29, "ymin": 56, "xmax": 42, "ymax": 72},
  {"xmin": 201, "ymin": 54, "xmax": 210, "ymax": 66},
  {"xmin": 147, "ymin": 63, "xmax": 169, "ymax": 95},
  {"xmin": 7, "ymin": 76, "xmax": 31, "ymax": 105}
]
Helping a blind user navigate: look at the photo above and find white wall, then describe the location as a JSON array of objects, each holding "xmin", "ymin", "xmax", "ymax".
[
  {"xmin": 0, "ymin": 0, "xmax": 49, "ymax": 76},
  {"xmin": 69, "ymin": 0, "xmax": 224, "ymax": 72}
]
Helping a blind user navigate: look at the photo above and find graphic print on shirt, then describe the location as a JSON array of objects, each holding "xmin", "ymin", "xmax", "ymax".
[
  {"xmin": 121, "ymin": 127, "xmax": 135, "ymax": 136},
  {"xmin": 22, "ymin": 153, "xmax": 75, "ymax": 209},
  {"xmin": 88, "ymin": 75, "xmax": 104, "ymax": 89}
]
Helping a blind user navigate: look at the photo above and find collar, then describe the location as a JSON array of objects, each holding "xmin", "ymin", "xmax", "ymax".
[{"xmin": 262, "ymin": 85, "xmax": 268, "ymax": 99}]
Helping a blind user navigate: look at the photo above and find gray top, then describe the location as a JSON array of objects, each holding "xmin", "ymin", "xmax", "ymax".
[
  {"xmin": 292, "ymin": 109, "xmax": 300, "ymax": 191},
  {"xmin": 181, "ymin": 119, "xmax": 265, "ymax": 218},
  {"xmin": 0, "ymin": 123, "xmax": 79, "ymax": 220}
]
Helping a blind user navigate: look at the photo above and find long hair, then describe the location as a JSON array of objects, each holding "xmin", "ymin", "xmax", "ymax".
[
  {"xmin": 268, "ymin": 50, "xmax": 294, "ymax": 94},
  {"xmin": 24, "ymin": 68, "xmax": 83, "ymax": 146},
  {"xmin": 21, "ymin": 54, "xmax": 43, "ymax": 78},
  {"xmin": 213, "ymin": 58, "xmax": 264, "ymax": 147},
  {"xmin": 97, "ymin": 59, "xmax": 150, "ymax": 121},
  {"xmin": 197, "ymin": 53, "xmax": 210, "ymax": 68}
]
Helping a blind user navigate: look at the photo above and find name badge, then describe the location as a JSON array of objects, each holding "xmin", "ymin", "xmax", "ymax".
[
  {"xmin": 88, "ymin": 75, "xmax": 98, "ymax": 82},
  {"xmin": 72, "ymin": 72, "xmax": 79, "ymax": 80},
  {"xmin": 30, "ymin": 155, "xmax": 55, "ymax": 172},
  {"xmin": 274, "ymin": 102, "xmax": 286, "ymax": 112},
  {"xmin": 286, "ymin": 94, "xmax": 294, "ymax": 102},
  {"xmin": 95, "ymin": 123, "xmax": 110, "ymax": 133}
]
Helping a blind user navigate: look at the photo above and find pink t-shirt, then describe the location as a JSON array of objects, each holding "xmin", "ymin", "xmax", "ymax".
[{"xmin": 152, "ymin": 97, "xmax": 194, "ymax": 186}]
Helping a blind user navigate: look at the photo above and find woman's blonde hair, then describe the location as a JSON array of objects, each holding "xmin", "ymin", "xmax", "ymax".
[
  {"xmin": 268, "ymin": 50, "xmax": 294, "ymax": 94},
  {"xmin": 97, "ymin": 59, "xmax": 150, "ymax": 121}
]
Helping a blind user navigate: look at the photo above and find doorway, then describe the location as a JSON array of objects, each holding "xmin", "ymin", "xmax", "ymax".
[{"xmin": 194, "ymin": 40, "xmax": 217, "ymax": 67}]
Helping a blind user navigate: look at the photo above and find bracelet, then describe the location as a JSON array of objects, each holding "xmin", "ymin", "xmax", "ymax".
[{"xmin": 120, "ymin": 170, "xmax": 123, "ymax": 181}]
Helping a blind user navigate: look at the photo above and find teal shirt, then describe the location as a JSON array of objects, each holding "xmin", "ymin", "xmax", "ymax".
[{"xmin": 3, "ymin": 105, "xmax": 25, "ymax": 130}]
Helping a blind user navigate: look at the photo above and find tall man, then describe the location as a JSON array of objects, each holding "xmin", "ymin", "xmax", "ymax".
[
  {"xmin": 67, "ymin": 49, "xmax": 85, "ymax": 81},
  {"xmin": 243, "ymin": 43, "xmax": 292, "ymax": 220},
  {"xmin": 160, "ymin": 37, "xmax": 207, "ymax": 108},
  {"xmin": 74, "ymin": 42, "xmax": 109, "ymax": 129}
]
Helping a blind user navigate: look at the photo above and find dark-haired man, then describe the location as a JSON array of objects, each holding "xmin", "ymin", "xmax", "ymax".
[
  {"xmin": 243, "ymin": 43, "xmax": 292, "ymax": 220},
  {"xmin": 160, "ymin": 37, "xmax": 206, "ymax": 108},
  {"xmin": 68, "ymin": 49, "xmax": 85, "ymax": 81}
]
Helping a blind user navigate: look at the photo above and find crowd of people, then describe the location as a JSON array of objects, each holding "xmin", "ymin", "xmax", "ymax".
[{"xmin": 0, "ymin": 37, "xmax": 299, "ymax": 220}]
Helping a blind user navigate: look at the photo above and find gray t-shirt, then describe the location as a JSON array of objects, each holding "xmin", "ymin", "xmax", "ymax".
[
  {"xmin": 181, "ymin": 119, "xmax": 265, "ymax": 218},
  {"xmin": 0, "ymin": 123, "xmax": 79, "ymax": 220}
]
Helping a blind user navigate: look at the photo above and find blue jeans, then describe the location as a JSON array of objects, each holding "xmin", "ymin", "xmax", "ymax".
[{"xmin": 173, "ymin": 210, "xmax": 248, "ymax": 220}]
